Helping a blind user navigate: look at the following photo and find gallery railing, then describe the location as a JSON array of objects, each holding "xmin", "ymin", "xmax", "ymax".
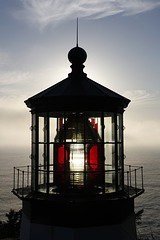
[
  {"xmin": 12, "ymin": 164, "xmax": 144, "ymax": 199},
  {"xmin": 12, "ymin": 165, "xmax": 31, "ymax": 199},
  {"xmin": 124, "ymin": 164, "xmax": 144, "ymax": 197}
]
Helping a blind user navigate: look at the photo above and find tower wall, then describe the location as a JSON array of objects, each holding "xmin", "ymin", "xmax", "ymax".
[
  {"xmin": 20, "ymin": 197, "xmax": 137, "ymax": 240},
  {"xmin": 20, "ymin": 211, "xmax": 137, "ymax": 240},
  {"xmin": 22, "ymin": 197, "xmax": 135, "ymax": 227}
]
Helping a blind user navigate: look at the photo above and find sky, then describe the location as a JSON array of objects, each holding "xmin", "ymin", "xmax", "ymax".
[{"xmin": 0, "ymin": 0, "xmax": 160, "ymax": 155}]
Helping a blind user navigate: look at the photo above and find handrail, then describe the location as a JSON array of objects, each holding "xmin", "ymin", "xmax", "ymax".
[
  {"xmin": 124, "ymin": 165, "xmax": 144, "ymax": 197},
  {"xmin": 125, "ymin": 164, "xmax": 142, "ymax": 171},
  {"xmin": 12, "ymin": 164, "xmax": 144, "ymax": 199}
]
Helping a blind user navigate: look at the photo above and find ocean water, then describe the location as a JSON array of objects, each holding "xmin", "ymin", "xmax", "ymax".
[
  {"xmin": 127, "ymin": 148, "xmax": 160, "ymax": 240},
  {"xmin": 0, "ymin": 147, "xmax": 159, "ymax": 239},
  {"xmin": 0, "ymin": 147, "xmax": 29, "ymax": 221}
]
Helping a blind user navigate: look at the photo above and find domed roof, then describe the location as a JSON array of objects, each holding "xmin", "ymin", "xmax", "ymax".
[{"xmin": 68, "ymin": 46, "xmax": 87, "ymax": 64}]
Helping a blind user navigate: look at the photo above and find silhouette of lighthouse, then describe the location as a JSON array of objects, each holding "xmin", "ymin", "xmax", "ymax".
[{"xmin": 13, "ymin": 40, "xmax": 144, "ymax": 240}]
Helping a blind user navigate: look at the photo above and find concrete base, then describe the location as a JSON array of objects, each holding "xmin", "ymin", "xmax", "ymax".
[{"xmin": 20, "ymin": 213, "xmax": 137, "ymax": 240}]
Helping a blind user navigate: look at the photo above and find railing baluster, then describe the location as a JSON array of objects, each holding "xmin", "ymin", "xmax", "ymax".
[
  {"xmin": 135, "ymin": 169, "xmax": 137, "ymax": 194},
  {"xmin": 127, "ymin": 171, "xmax": 129, "ymax": 196},
  {"xmin": 27, "ymin": 165, "xmax": 29, "ymax": 187},
  {"xmin": 141, "ymin": 167, "xmax": 144, "ymax": 190},
  {"xmin": 17, "ymin": 169, "xmax": 19, "ymax": 190},
  {"xmin": 129, "ymin": 165, "xmax": 131, "ymax": 187},
  {"xmin": 13, "ymin": 167, "xmax": 15, "ymax": 190},
  {"xmin": 22, "ymin": 171, "xmax": 24, "ymax": 197}
]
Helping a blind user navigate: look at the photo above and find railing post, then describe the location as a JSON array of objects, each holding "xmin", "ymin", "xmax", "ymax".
[
  {"xmin": 135, "ymin": 169, "xmax": 137, "ymax": 193},
  {"xmin": 13, "ymin": 167, "xmax": 15, "ymax": 190},
  {"xmin": 22, "ymin": 171, "xmax": 24, "ymax": 197},
  {"xmin": 127, "ymin": 171, "xmax": 129, "ymax": 196},
  {"xmin": 129, "ymin": 165, "xmax": 131, "ymax": 187},
  {"xmin": 17, "ymin": 169, "xmax": 20, "ymax": 190},
  {"xmin": 27, "ymin": 165, "xmax": 29, "ymax": 187},
  {"xmin": 141, "ymin": 167, "xmax": 144, "ymax": 190}
]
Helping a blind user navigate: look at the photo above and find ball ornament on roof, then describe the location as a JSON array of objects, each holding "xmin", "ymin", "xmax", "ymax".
[{"xmin": 68, "ymin": 46, "xmax": 87, "ymax": 65}]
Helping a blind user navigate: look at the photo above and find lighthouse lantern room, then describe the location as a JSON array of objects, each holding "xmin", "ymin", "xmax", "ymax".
[{"xmin": 13, "ymin": 44, "xmax": 144, "ymax": 240}]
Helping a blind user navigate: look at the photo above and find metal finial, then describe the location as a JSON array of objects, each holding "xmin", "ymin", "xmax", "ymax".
[{"xmin": 76, "ymin": 17, "xmax": 79, "ymax": 47}]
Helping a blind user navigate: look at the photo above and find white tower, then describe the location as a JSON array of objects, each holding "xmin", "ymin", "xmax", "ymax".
[{"xmin": 13, "ymin": 44, "xmax": 144, "ymax": 240}]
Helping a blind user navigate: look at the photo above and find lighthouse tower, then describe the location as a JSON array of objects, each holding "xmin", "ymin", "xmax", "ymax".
[{"xmin": 13, "ymin": 43, "xmax": 144, "ymax": 240}]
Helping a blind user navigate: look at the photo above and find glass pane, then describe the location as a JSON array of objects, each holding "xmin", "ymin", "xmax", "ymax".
[
  {"xmin": 49, "ymin": 144, "xmax": 54, "ymax": 192},
  {"xmin": 49, "ymin": 144, "xmax": 54, "ymax": 167},
  {"xmin": 38, "ymin": 169, "xmax": 47, "ymax": 193},
  {"xmin": 104, "ymin": 144, "xmax": 116, "ymax": 193},
  {"xmin": 105, "ymin": 171, "xmax": 116, "ymax": 193},
  {"xmin": 88, "ymin": 116, "xmax": 102, "ymax": 141},
  {"xmin": 104, "ymin": 144, "xmax": 115, "ymax": 170},
  {"xmin": 38, "ymin": 143, "xmax": 47, "ymax": 193},
  {"xmin": 69, "ymin": 143, "xmax": 84, "ymax": 172},
  {"xmin": 65, "ymin": 114, "xmax": 85, "ymax": 142},
  {"xmin": 39, "ymin": 117, "xmax": 44, "ymax": 142},
  {"xmin": 39, "ymin": 144, "xmax": 44, "ymax": 166},
  {"xmin": 49, "ymin": 170, "xmax": 54, "ymax": 193},
  {"xmin": 104, "ymin": 113, "xmax": 115, "ymax": 142},
  {"xmin": 49, "ymin": 144, "xmax": 54, "ymax": 191},
  {"xmin": 69, "ymin": 145, "xmax": 84, "ymax": 186},
  {"xmin": 49, "ymin": 118, "xmax": 57, "ymax": 142}
]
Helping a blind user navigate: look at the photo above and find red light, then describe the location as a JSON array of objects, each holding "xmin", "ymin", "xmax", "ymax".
[
  {"xmin": 91, "ymin": 119, "xmax": 95, "ymax": 126},
  {"xmin": 60, "ymin": 118, "xmax": 63, "ymax": 129},
  {"xmin": 58, "ymin": 145, "xmax": 68, "ymax": 164},
  {"xmin": 90, "ymin": 145, "xmax": 98, "ymax": 169}
]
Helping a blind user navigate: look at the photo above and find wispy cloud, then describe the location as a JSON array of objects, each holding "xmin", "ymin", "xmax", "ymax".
[
  {"xmin": 16, "ymin": 0, "xmax": 160, "ymax": 29},
  {"xmin": 124, "ymin": 89, "xmax": 160, "ymax": 105},
  {"xmin": 0, "ymin": 70, "xmax": 31, "ymax": 86},
  {"xmin": 0, "ymin": 70, "xmax": 35, "ymax": 103}
]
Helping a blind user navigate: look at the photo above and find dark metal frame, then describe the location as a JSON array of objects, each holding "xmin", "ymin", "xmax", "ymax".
[{"xmin": 34, "ymin": 111, "xmax": 123, "ymax": 194}]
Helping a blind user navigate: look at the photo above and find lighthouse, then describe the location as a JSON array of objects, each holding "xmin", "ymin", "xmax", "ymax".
[{"xmin": 12, "ymin": 42, "xmax": 144, "ymax": 240}]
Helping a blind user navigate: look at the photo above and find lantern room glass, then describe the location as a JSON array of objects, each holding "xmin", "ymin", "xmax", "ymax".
[{"xmin": 31, "ymin": 111, "xmax": 124, "ymax": 195}]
